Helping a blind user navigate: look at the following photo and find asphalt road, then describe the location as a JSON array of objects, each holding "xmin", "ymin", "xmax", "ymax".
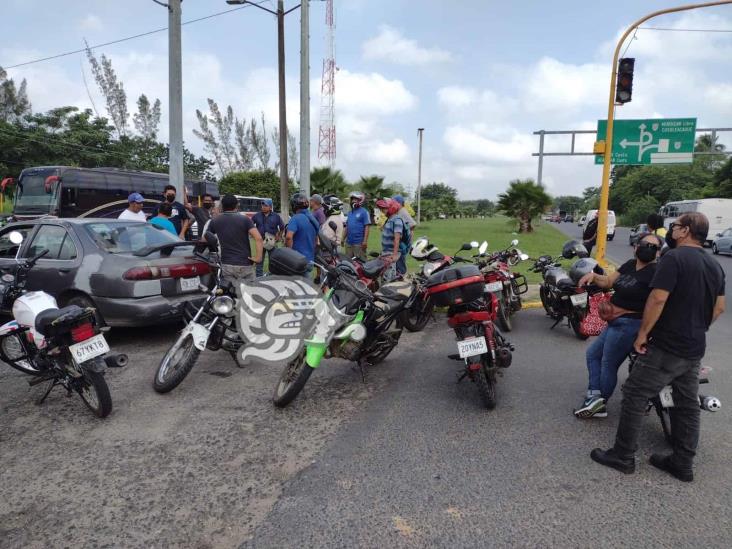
[{"xmin": 1, "ymin": 248, "xmax": 730, "ymax": 547}]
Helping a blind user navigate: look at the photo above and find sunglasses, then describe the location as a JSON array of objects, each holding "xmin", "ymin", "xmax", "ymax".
[{"xmin": 669, "ymin": 222, "xmax": 688, "ymax": 232}]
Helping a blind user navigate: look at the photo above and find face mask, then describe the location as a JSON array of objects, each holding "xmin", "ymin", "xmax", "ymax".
[
  {"xmin": 665, "ymin": 230, "xmax": 677, "ymax": 249},
  {"xmin": 165, "ymin": 194, "xmax": 175, "ymax": 203},
  {"xmin": 635, "ymin": 243, "xmax": 658, "ymax": 263},
  {"xmin": 203, "ymin": 202, "xmax": 213, "ymax": 209}
]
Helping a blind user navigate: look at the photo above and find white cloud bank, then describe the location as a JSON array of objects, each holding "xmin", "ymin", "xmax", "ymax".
[{"xmin": 362, "ymin": 25, "xmax": 453, "ymax": 66}]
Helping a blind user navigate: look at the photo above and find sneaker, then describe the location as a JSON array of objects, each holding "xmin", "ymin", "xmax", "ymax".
[
  {"xmin": 574, "ymin": 396, "xmax": 607, "ymax": 418},
  {"xmin": 649, "ymin": 453, "xmax": 693, "ymax": 482},
  {"xmin": 590, "ymin": 447, "xmax": 636, "ymax": 474}
]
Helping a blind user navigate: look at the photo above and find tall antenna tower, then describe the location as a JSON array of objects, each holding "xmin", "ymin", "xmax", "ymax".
[{"xmin": 317, "ymin": 0, "xmax": 336, "ymax": 167}]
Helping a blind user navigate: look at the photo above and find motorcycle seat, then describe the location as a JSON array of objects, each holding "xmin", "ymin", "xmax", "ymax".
[
  {"xmin": 375, "ymin": 281, "xmax": 412, "ymax": 302},
  {"xmin": 557, "ymin": 279, "xmax": 576, "ymax": 291},
  {"xmin": 361, "ymin": 258, "xmax": 386, "ymax": 279},
  {"xmin": 35, "ymin": 305, "xmax": 86, "ymax": 336}
]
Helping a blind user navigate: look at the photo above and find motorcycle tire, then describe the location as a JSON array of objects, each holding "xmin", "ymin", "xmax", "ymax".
[
  {"xmin": 475, "ymin": 365, "xmax": 497, "ymax": 409},
  {"xmin": 569, "ymin": 312, "xmax": 589, "ymax": 340},
  {"xmin": 365, "ymin": 319, "xmax": 403, "ymax": 365},
  {"xmin": 153, "ymin": 333, "xmax": 201, "ymax": 394},
  {"xmin": 273, "ymin": 350, "xmax": 314, "ymax": 408},
  {"xmin": 76, "ymin": 370, "xmax": 113, "ymax": 418},
  {"xmin": 539, "ymin": 285, "xmax": 553, "ymax": 316},
  {"xmin": 401, "ymin": 298, "xmax": 434, "ymax": 333},
  {"xmin": 654, "ymin": 400, "xmax": 673, "ymax": 444},
  {"xmin": 497, "ymin": 300, "xmax": 512, "ymax": 332}
]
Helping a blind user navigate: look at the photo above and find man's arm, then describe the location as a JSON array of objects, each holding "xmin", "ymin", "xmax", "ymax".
[
  {"xmin": 712, "ymin": 295, "xmax": 726, "ymax": 324},
  {"xmin": 285, "ymin": 230, "xmax": 295, "ymax": 248},
  {"xmin": 248, "ymin": 227, "xmax": 263, "ymax": 263},
  {"xmin": 634, "ymin": 288, "xmax": 670, "ymax": 354},
  {"xmin": 362, "ymin": 225, "xmax": 370, "ymax": 249},
  {"xmin": 391, "ymin": 231, "xmax": 401, "ymax": 261},
  {"xmin": 179, "ymin": 217, "xmax": 191, "ymax": 239}
]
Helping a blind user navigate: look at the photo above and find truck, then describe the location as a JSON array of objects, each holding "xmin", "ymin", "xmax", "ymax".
[{"xmin": 659, "ymin": 198, "xmax": 732, "ymax": 246}]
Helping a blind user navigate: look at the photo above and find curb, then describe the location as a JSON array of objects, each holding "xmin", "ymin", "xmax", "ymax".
[{"xmin": 522, "ymin": 300, "xmax": 543, "ymax": 309}]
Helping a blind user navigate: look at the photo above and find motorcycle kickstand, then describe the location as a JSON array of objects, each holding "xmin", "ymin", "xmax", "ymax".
[
  {"xmin": 356, "ymin": 358, "xmax": 369, "ymax": 382},
  {"xmin": 550, "ymin": 317, "xmax": 563, "ymax": 330},
  {"xmin": 456, "ymin": 370, "xmax": 468, "ymax": 383},
  {"xmin": 36, "ymin": 379, "xmax": 58, "ymax": 405}
]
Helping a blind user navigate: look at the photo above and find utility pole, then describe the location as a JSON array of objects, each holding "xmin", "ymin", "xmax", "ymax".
[
  {"xmin": 416, "ymin": 128, "xmax": 424, "ymax": 224},
  {"xmin": 168, "ymin": 0, "xmax": 185, "ymax": 200},
  {"xmin": 276, "ymin": 0, "xmax": 290, "ymax": 218},
  {"xmin": 299, "ymin": 0, "xmax": 310, "ymax": 196}
]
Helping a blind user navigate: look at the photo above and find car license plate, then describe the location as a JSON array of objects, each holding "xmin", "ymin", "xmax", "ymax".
[
  {"xmin": 570, "ymin": 293, "xmax": 588, "ymax": 306},
  {"xmin": 485, "ymin": 281, "xmax": 503, "ymax": 293},
  {"xmin": 69, "ymin": 334, "xmax": 109, "ymax": 365},
  {"xmin": 457, "ymin": 336, "xmax": 488, "ymax": 359},
  {"xmin": 180, "ymin": 276, "xmax": 200, "ymax": 293}
]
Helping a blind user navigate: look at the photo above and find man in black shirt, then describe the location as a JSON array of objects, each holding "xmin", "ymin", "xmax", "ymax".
[
  {"xmin": 154, "ymin": 184, "xmax": 190, "ymax": 238},
  {"xmin": 192, "ymin": 193, "xmax": 215, "ymax": 236},
  {"xmin": 205, "ymin": 194, "xmax": 262, "ymax": 282},
  {"xmin": 591, "ymin": 213, "xmax": 725, "ymax": 481}
]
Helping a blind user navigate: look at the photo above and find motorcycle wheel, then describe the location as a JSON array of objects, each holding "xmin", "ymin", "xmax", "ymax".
[
  {"xmin": 76, "ymin": 370, "xmax": 113, "ymax": 418},
  {"xmin": 654, "ymin": 400, "xmax": 672, "ymax": 444},
  {"xmin": 475, "ymin": 365, "xmax": 497, "ymax": 409},
  {"xmin": 569, "ymin": 312, "xmax": 588, "ymax": 340},
  {"xmin": 1, "ymin": 333, "xmax": 42, "ymax": 375},
  {"xmin": 153, "ymin": 332, "xmax": 201, "ymax": 394},
  {"xmin": 539, "ymin": 285, "xmax": 553, "ymax": 316},
  {"xmin": 401, "ymin": 298, "xmax": 434, "ymax": 333},
  {"xmin": 365, "ymin": 319, "xmax": 403, "ymax": 365},
  {"xmin": 273, "ymin": 349, "xmax": 314, "ymax": 408},
  {"xmin": 497, "ymin": 299, "xmax": 512, "ymax": 332}
]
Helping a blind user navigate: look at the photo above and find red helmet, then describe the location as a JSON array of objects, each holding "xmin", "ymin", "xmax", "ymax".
[{"xmin": 376, "ymin": 198, "xmax": 400, "ymax": 217}]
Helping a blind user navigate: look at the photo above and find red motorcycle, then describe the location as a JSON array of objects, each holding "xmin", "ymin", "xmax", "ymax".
[{"xmin": 424, "ymin": 249, "xmax": 514, "ymax": 409}]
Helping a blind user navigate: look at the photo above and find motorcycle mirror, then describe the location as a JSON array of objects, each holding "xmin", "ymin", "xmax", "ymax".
[
  {"xmin": 511, "ymin": 239, "xmax": 519, "ymax": 246},
  {"xmin": 8, "ymin": 231, "xmax": 23, "ymax": 245},
  {"xmin": 520, "ymin": 253, "xmax": 530, "ymax": 261},
  {"xmin": 462, "ymin": 243, "xmax": 474, "ymax": 251},
  {"xmin": 479, "ymin": 241, "xmax": 488, "ymax": 254}
]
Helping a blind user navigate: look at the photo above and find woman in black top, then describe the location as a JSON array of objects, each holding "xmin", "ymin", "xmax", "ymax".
[{"xmin": 573, "ymin": 233, "xmax": 663, "ymax": 418}]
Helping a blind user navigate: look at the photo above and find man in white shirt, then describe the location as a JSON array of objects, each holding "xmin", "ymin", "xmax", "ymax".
[{"xmin": 118, "ymin": 193, "xmax": 147, "ymax": 222}]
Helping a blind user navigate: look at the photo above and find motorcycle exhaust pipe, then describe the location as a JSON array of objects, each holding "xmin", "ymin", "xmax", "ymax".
[
  {"xmin": 104, "ymin": 353, "xmax": 129, "ymax": 368},
  {"xmin": 699, "ymin": 395, "xmax": 721, "ymax": 412},
  {"xmin": 496, "ymin": 347, "xmax": 512, "ymax": 368}
]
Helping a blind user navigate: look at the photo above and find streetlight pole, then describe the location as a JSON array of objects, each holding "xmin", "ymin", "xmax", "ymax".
[
  {"xmin": 416, "ymin": 128, "xmax": 424, "ymax": 224},
  {"xmin": 594, "ymin": 0, "xmax": 732, "ymax": 266},
  {"xmin": 168, "ymin": 0, "xmax": 185, "ymax": 201},
  {"xmin": 300, "ymin": 0, "xmax": 310, "ymax": 196}
]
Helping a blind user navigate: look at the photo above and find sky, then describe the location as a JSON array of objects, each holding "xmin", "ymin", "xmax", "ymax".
[{"xmin": 2, "ymin": 0, "xmax": 732, "ymax": 200}]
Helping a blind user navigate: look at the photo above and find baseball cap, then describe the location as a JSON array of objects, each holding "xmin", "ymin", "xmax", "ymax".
[
  {"xmin": 128, "ymin": 192, "xmax": 144, "ymax": 203},
  {"xmin": 261, "ymin": 198, "xmax": 274, "ymax": 207},
  {"xmin": 393, "ymin": 195, "xmax": 405, "ymax": 206}
]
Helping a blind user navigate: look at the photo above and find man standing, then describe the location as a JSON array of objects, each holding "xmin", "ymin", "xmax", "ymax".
[
  {"xmin": 286, "ymin": 193, "xmax": 318, "ymax": 272},
  {"xmin": 118, "ymin": 193, "xmax": 147, "ymax": 221},
  {"xmin": 343, "ymin": 191, "xmax": 370, "ymax": 261},
  {"xmin": 310, "ymin": 194, "xmax": 327, "ymax": 226},
  {"xmin": 191, "ymin": 193, "xmax": 215, "ymax": 236},
  {"xmin": 591, "ymin": 212, "xmax": 725, "ymax": 482},
  {"xmin": 376, "ymin": 199, "xmax": 404, "ymax": 270},
  {"xmin": 155, "ymin": 185, "xmax": 190, "ymax": 238},
  {"xmin": 205, "ymin": 194, "xmax": 263, "ymax": 282},
  {"xmin": 150, "ymin": 202, "xmax": 178, "ymax": 236},
  {"xmin": 252, "ymin": 198, "xmax": 285, "ymax": 277},
  {"xmin": 393, "ymin": 195, "xmax": 415, "ymax": 275},
  {"xmin": 582, "ymin": 213, "xmax": 599, "ymax": 256},
  {"xmin": 647, "ymin": 213, "xmax": 667, "ymax": 238}
]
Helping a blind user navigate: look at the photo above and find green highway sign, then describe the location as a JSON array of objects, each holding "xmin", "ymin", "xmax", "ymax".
[{"xmin": 595, "ymin": 118, "xmax": 697, "ymax": 165}]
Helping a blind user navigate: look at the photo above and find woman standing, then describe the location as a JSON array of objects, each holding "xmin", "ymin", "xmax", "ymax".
[{"xmin": 574, "ymin": 233, "xmax": 663, "ymax": 418}]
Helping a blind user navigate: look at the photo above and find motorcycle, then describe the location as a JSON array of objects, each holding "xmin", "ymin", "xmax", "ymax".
[
  {"xmin": 531, "ymin": 240, "xmax": 604, "ymax": 340},
  {"xmin": 627, "ymin": 353, "xmax": 721, "ymax": 444},
  {"xmin": 0, "ymin": 231, "xmax": 126, "ymax": 418},
  {"xmin": 153, "ymin": 235, "xmax": 245, "ymax": 393},
  {"xmin": 273, "ymin": 235, "xmax": 414, "ymax": 407},
  {"xmin": 425, "ymin": 245, "xmax": 514, "ymax": 409}
]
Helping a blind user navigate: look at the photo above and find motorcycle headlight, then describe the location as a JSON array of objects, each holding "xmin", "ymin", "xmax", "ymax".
[
  {"xmin": 1, "ymin": 273, "xmax": 14, "ymax": 283},
  {"xmin": 211, "ymin": 295, "xmax": 235, "ymax": 315}
]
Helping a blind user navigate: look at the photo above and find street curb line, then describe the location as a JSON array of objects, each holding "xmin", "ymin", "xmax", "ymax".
[{"xmin": 522, "ymin": 300, "xmax": 543, "ymax": 309}]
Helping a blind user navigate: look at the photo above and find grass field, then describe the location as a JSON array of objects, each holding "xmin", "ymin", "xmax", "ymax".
[{"xmin": 366, "ymin": 216, "xmax": 572, "ymax": 284}]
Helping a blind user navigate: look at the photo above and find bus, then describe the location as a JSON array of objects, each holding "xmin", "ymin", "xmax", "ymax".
[
  {"xmin": 659, "ymin": 198, "xmax": 732, "ymax": 245},
  {"xmin": 235, "ymin": 195, "xmax": 271, "ymax": 217},
  {"xmin": 9, "ymin": 166, "xmax": 219, "ymax": 221}
]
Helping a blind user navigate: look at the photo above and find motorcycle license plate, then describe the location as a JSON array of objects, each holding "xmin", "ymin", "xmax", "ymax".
[
  {"xmin": 485, "ymin": 281, "xmax": 503, "ymax": 293},
  {"xmin": 457, "ymin": 336, "xmax": 488, "ymax": 359},
  {"xmin": 180, "ymin": 276, "xmax": 200, "ymax": 293},
  {"xmin": 69, "ymin": 334, "xmax": 110, "ymax": 365},
  {"xmin": 570, "ymin": 293, "xmax": 588, "ymax": 306}
]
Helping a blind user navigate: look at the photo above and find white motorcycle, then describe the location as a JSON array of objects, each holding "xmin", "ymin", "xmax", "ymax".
[{"xmin": 0, "ymin": 231, "xmax": 126, "ymax": 418}]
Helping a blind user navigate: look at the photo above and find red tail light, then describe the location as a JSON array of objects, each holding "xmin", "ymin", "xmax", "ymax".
[
  {"xmin": 71, "ymin": 322, "xmax": 95, "ymax": 343},
  {"xmin": 123, "ymin": 261, "xmax": 211, "ymax": 281}
]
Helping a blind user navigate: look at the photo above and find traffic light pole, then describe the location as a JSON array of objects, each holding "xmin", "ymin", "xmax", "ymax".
[{"xmin": 595, "ymin": 0, "xmax": 732, "ymax": 267}]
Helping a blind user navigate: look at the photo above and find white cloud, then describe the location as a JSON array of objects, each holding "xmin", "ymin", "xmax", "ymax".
[
  {"xmin": 335, "ymin": 69, "xmax": 418, "ymax": 115},
  {"xmin": 443, "ymin": 126, "xmax": 534, "ymax": 164},
  {"xmin": 79, "ymin": 14, "xmax": 104, "ymax": 31},
  {"xmin": 352, "ymin": 138, "xmax": 410, "ymax": 165},
  {"xmin": 362, "ymin": 25, "xmax": 453, "ymax": 66}
]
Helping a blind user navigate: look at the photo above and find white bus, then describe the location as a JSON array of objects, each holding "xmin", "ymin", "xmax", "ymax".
[{"xmin": 659, "ymin": 198, "xmax": 732, "ymax": 245}]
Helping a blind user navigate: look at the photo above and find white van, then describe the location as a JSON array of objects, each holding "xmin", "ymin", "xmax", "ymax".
[
  {"xmin": 659, "ymin": 198, "xmax": 732, "ymax": 246},
  {"xmin": 585, "ymin": 209, "xmax": 616, "ymax": 241}
]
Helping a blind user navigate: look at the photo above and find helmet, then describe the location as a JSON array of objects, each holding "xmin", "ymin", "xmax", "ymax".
[
  {"xmin": 290, "ymin": 192, "xmax": 309, "ymax": 212},
  {"xmin": 411, "ymin": 237, "xmax": 436, "ymax": 259},
  {"xmin": 323, "ymin": 194, "xmax": 343, "ymax": 217},
  {"xmin": 349, "ymin": 191, "xmax": 365, "ymax": 208},
  {"xmin": 570, "ymin": 258, "xmax": 600, "ymax": 284},
  {"xmin": 375, "ymin": 198, "xmax": 400, "ymax": 217},
  {"xmin": 561, "ymin": 240, "xmax": 588, "ymax": 259}
]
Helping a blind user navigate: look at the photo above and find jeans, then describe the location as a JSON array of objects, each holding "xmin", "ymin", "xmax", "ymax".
[
  {"xmin": 345, "ymin": 244, "xmax": 366, "ymax": 261},
  {"xmin": 255, "ymin": 248, "xmax": 273, "ymax": 277},
  {"xmin": 586, "ymin": 316, "xmax": 641, "ymax": 400},
  {"xmin": 221, "ymin": 264, "xmax": 255, "ymax": 283},
  {"xmin": 396, "ymin": 253, "xmax": 407, "ymax": 275},
  {"xmin": 613, "ymin": 344, "xmax": 701, "ymax": 467}
]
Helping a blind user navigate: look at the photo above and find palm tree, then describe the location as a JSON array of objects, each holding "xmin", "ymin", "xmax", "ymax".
[
  {"xmin": 310, "ymin": 166, "xmax": 347, "ymax": 197},
  {"xmin": 497, "ymin": 178, "xmax": 552, "ymax": 233},
  {"xmin": 357, "ymin": 175, "xmax": 385, "ymax": 200},
  {"xmin": 695, "ymin": 133, "xmax": 725, "ymax": 153}
]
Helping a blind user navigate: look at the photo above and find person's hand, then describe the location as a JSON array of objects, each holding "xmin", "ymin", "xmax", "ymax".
[
  {"xmin": 249, "ymin": 255, "xmax": 263, "ymax": 264},
  {"xmin": 390, "ymin": 252, "xmax": 399, "ymax": 263},
  {"xmin": 360, "ymin": 242, "xmax": 367, "ymax": 250},
  {"xmin": 579, "ymin": 272, "xmax": 594, "ymax": 287},
  {"xmin": 634, "ymin": 333, "xmax": 648, "ymax": 355}
]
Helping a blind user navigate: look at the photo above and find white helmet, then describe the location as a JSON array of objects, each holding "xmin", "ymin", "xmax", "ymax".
[{"xmin": 411, "ymin": 237, "xmax": 437, "ymax": 259}]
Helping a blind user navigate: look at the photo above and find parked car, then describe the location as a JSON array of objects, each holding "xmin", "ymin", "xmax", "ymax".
[
  {"xmin": 0, "ymin": 219, "xmax": 212, "ymax": 328},
  {"xmin": 550, "ymin": 215, "xmax": 562, "ymax": 223},
  {"xmin": 564, "ymin": 215, "xmax": 574, "ymax": 223},
  {"xmin": 712, "ymin": 227, "xmax": 732, "ymax": 256},
  {"xmin": 628, "ymin": 223, "xmax": 649, "ymax": 246},
  {"xmin": 577, "ymin": 215, "xmax": 586, "ymax": 227}
]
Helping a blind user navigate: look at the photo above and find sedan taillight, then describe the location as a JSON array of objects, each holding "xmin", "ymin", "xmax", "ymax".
[{"xmin": 123, "ymin": 261, "xmax": 211, "ymax": 281}]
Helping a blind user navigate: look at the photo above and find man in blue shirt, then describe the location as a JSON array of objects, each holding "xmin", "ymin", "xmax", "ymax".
[
  {"xmin": 252, "ymin": 198, "xmax": 285, "ymax": 277},
  {"xmin": 343, "ymin": 191, "xmax": 370, "ymax": 261},
  {"xmin": 150, "ymin": 202, "xmax": 178, "ymax": 236},
  {"xmin": 286, "ymin": 193, "xmax": 319, "ymax": 271}
]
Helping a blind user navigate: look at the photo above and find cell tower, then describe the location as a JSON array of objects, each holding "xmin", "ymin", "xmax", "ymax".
[{"xmin": 317, "ymin": 0, "xmax": 336, "ymax": 167}]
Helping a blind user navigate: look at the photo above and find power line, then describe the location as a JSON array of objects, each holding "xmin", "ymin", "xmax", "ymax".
[
  {"xmin": 620, "ymin": 28, "xmax": 639, "ymax": 59},
  {"xmin": 1, "ymin": 1, "xmax": 272, "ymax": 70},
  {"xmin": 0, "ymin": 126, "xmax": 138, "ymax": 161},
  {"xmin": 639, "ymin": 26, "xmax": 732, "ymax": 32}
]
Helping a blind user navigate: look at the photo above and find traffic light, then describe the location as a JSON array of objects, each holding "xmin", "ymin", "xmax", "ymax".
[{"xmin": 615, "ymin": 58, "xmax": 635, "ymax": 104}]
